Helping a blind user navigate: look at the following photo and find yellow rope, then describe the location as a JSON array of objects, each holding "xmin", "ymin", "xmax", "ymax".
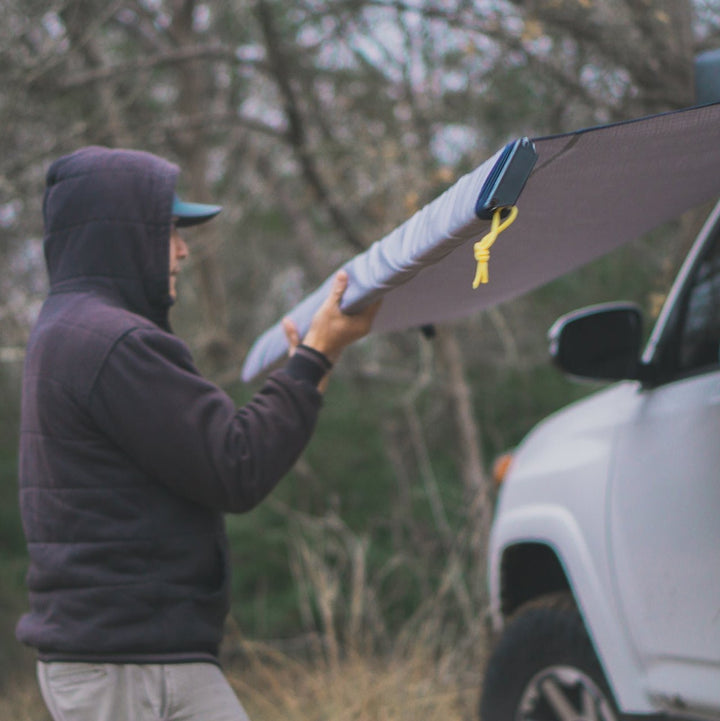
[{"xmin": 473, "ymin": 205, "xmax": 518, "ymax": 288}]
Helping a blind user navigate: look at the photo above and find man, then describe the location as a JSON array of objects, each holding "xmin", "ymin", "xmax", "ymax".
[{"xmin": 17, "ymin": 146, "xmax": 379, "ymax": 720}]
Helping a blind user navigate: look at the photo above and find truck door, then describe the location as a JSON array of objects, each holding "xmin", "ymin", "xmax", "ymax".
[{"xmin": 609, "ymin": 221, "xmax": 720, "ymax": 714}]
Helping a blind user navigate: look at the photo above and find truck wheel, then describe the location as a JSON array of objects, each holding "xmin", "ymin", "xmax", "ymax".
[{"xmin": 480, "ymin": 593, "xmax": 624, "ymax": 721}]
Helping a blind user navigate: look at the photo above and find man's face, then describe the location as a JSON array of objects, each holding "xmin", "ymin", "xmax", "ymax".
[{"xmin": 169, "ymin": 225, "xmax": 188, "ymax": 301}]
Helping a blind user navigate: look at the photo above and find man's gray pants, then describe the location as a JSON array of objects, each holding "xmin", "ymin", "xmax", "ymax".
[{"xmin": 38, "ymin": 661, "xmax": 251, "ymax": 721}]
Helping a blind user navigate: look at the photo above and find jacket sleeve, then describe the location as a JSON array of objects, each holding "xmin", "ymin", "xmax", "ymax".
[{"xmin": 87, "ymin": 326, "xmax": 324, "ymax": 512}]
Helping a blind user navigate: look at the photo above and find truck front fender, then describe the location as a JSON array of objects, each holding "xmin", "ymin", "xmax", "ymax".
[{"xmin": 488, "ymin": 504, "xmax": 653, "ymax": 714}]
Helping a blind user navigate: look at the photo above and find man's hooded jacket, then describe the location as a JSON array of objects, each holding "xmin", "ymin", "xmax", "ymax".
[{"xmin": 17, "ymin": 146, "xmax": 326, "ymax": 663}]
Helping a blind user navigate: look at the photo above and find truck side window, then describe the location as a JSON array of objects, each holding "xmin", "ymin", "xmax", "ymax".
[{"xmin": 677, "ymin": 229, "xmax": 720, "ymax": 373}]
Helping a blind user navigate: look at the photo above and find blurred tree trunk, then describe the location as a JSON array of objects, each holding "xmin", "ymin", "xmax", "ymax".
[
  {"xmin": 436, "ymin": 328, "xmax": 487, "ymax": 504},
  {"xmin": 59, "ymin": 0, "xmax": 133, "ymax": 146},
  {"xmin": 169, "ymin": 0, "xmax": 233, "ymax": 368},
  {"xmin": 436, "ymin": 326, "xmax": 491, "ymax": 602},
  {"xmin": 255, "ymin": 0, "xmax": 367, "ymax": 253}
]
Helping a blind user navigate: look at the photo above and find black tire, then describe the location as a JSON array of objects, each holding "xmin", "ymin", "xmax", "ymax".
[{"xmin": 479, "ymin": 592, "xmax": 625, "ymax": 721}]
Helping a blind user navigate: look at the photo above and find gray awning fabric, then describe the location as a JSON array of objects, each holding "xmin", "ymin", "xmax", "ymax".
[{"xmin": 242, "ymin": 101, "xmax": 720, "ymax": 382}]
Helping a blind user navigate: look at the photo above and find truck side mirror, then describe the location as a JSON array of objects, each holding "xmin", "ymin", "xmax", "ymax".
[{"xmin": 548, "ymin": 303, "xmax": 644, "ymax": 381}]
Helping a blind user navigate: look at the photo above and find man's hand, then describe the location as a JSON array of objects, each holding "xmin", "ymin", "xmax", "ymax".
[{"xmin": 282, "ymin": 270, "xmax": 381, "ymax": 388}]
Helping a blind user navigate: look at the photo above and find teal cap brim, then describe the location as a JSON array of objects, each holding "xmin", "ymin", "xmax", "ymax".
[{"xmin": 172, "ymin": 194, "xmax": 222, "ymax": 227}]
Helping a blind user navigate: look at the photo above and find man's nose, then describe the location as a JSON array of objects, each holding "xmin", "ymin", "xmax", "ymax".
[
  {"xmin": 177, "ymin": 237, "xmax": 189, "ymax": 259},
  {"xmin": 172, "ymin": 232, "xmax": 189, "ymax": 259}
]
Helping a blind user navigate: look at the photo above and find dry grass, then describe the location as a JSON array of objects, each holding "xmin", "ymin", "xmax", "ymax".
[
  {"xmin": 229, "ymin": 640, "xmax": 482, "ymax": 721},
  {"xmin": 229, "ymin": 504, "xmax": 491, "ymax": 721},
  {"xmin": 0, "ymin": 674, "xmax": 51, "ymax": 721}
]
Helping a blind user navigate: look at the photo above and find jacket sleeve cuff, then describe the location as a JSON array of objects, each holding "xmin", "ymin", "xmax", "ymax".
[{"xmin": 282, "ymin": 345, "xmax": 333, "ymax": 387}]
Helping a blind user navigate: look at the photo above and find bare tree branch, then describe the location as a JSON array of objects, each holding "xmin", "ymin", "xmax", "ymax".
[
  {"xmin": 255, "ymin": 0, "xmax": 367, "ymax": 253},
  {"xmin": 56, "ymin": 44, "xmax": 266, "ymax": 90},
  {"xmin": 150, "ymin": 110, "xmax": 286, "ymax": 141}
]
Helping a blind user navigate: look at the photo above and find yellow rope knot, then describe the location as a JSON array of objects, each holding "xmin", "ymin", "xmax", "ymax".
[{"xmin": 472, "ymin": 205, "xmax": 518, "ymax": 288}]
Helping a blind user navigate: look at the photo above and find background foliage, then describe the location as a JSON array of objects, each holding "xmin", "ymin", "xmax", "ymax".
[{"xmin": 1, "ymin": 0, "xmax": 719, "ymax": 713}]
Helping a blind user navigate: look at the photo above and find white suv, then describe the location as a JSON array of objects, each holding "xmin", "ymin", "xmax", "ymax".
[{"xmin": 480, "ymin": 199, "xmax": 720, "ymax": 721}]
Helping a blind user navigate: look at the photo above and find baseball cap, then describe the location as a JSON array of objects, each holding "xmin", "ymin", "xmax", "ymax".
[{"xmin": 172, "ymin": 194, "xmax": 222, "ymax": 227}]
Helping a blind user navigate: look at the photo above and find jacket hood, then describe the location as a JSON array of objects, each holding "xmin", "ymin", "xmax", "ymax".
[{"xmin": 43, "ymin": 146, "xmax": 180, "ymax": 330}]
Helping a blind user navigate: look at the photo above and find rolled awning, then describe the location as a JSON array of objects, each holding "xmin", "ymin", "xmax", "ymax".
[{"xmin": 242, "ymin": 101, "xmax": 720, "ymax": 382}]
